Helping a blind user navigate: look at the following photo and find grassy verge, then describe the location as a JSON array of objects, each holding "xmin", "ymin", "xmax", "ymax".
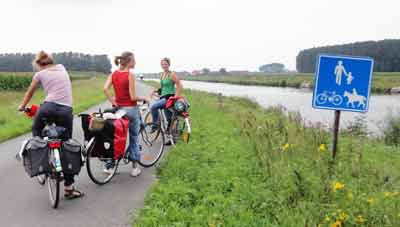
[
  {"xmin": 182, "ymin": 72, "xmax": 400, "ymax": 94},
  {"xmin": 0, "ymin": 74, "xmax": 107, "ymax": 142},
  {"xmin": 134, "ymin": 84, "xmax": 400, "ymax": 226}
]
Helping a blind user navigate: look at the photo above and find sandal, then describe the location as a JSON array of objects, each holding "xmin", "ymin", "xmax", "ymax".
[{"xmin": 64, "ymin": 187, "xmax": 85, "ymax": 200}]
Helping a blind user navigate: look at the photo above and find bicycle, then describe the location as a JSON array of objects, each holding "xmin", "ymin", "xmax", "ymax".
[
  {"xmin": 145, "ymin": 95, "xmax": 191, "ymax": 145},
  {"xmin": 316, "ymin": 91, "xmax": 343, "ymax": 106},
  {"xmin": 80, "ymin": 102, "xmax": 165, "ymax": 185},
  {"xmin": 18, "ymin": 107, "xmax": 67, "ymax": 209}
]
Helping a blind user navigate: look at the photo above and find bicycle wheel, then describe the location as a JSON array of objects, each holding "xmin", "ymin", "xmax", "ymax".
[
  {"xmin": 86, "ymin": 138, "xmax": 119, "ymax": 185},
  {"xmin": 316, "ymin": 94, "xmax": 328, "ymax": 104},
  {"xmin": 332, "ymin": 95, "xmax": 343, "ymax": 106},
  {"xmin": 143, "ymin": 110, "xmax": 162, "ymax": 141},
  {"xmin": 169, "ymin": 116, "xmax": 191, "ymax": 144},
  {"xmin": 47, "ymin": 174, "xmax": 60, "ymax": 209},
  {"xmin": 138, "ymin": 123, "xmax": 165, "ymax": 167}
]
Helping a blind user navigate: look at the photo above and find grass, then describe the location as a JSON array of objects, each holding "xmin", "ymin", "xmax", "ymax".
[
  {"xmin": 0, "ymin": 74, "xmax": 107, "ymax": 142},
  {"xmin": 182, "ymin": 72, "xmax": 400, "ymax": 94},
  {"xmin": 134, "ymin": 83, "xmax": 400, "ymax": 226}
]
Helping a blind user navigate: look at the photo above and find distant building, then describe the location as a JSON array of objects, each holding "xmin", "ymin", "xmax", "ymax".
[{"xmin": 191, "ymin": 70, "xmax": 202, "ymax": 76}]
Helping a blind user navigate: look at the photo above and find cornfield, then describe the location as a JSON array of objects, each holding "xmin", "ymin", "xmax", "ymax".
[{"xmin": 0, "ymin": 74, "xmax": 32, "ymax": 91}]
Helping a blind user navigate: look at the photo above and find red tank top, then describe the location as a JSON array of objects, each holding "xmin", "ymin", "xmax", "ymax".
[{"xmin": 111, "ymin": 71, "xmax": 137, "ymax": 107}]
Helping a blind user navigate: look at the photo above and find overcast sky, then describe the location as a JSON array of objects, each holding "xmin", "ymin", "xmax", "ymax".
[{"xmin": 0, "ymin": 0, "xmax": 399, "ymax": 72}]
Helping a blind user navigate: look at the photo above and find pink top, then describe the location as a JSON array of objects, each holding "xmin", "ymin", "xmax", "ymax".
[{"xmin": 33, "ymin": 64, "xmax": 73, "ymax": 107}]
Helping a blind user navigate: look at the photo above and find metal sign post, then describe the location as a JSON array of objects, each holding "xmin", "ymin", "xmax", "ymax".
[{"xmin": 312, "ymin": 54, "xmax": 374, "ymax": 160}]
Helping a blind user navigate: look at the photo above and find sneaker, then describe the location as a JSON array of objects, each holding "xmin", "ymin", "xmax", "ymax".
[
  {"xmin": 103, "ymin": 167, "xmax": 115, "ymax": 175},
  {"xmin": 130, "ymin": 167, "xmax": 142, "ymax": 177}
]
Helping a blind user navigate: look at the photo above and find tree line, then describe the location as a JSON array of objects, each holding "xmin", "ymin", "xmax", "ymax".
[
  {"xmin": 0, "ymin": 52, "xmax": 112, "ymax": 73},
  {"xmin": 296, "ymin": 39, "xmax": 400, "ymax": 73}
]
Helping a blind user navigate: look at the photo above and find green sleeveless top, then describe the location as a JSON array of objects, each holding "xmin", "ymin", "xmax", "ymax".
[{"xmin": 160, "ymin": 71, "xmax": 175, "ymax": 97}]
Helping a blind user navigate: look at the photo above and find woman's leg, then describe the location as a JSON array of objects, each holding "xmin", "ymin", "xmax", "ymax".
[
  {"xmin": 150, "ymin": 99, "xmax": 167, "ymax": 125},
  {"xmin": 124, "ymin": 107, "xmax": 141, "ymax": 162},
  {"xmin": 54, "ymin": 105, "xmax": 79, "ymax": 189}
]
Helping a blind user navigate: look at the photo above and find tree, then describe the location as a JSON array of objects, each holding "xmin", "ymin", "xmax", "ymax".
[
  {"xmin": 219, "ymin": 68, "xmax": 227, "ymax": 74},
  {"xmin": 202, "ymin": 68, "xmax": 211, "ymax": 74},
  {"xmin": 0, "ymin": 52, "xmax": 112, "ymax": 73},
  {"xmin": 259, "ymin": 63, "xmax": 286, "ymax": 73},
  {"xmin": 296, "ymin": 39, "xmax": 400, "ymax": 73}
]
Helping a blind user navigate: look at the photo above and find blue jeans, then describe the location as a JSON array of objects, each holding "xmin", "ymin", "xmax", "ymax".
[
  {"xmin": 150, "ymin": 98, "xmax": 172, "ymax": 126},
  {"xmin": 122, "ymin": 106, "xmax": 141, "ymax": 162}
]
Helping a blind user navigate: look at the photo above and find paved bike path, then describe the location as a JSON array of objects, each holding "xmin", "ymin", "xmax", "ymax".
[{"xmin": 0, "ymin": 82, "xmax": 159, "ymax": 227}]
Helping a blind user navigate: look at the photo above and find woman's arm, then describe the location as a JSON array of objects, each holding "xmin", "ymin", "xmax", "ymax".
[
  {"xmin": 18, "ymin": 79, "xmax": 39, "ymax": 110},
  {"xmin": 171, "ymin": 72, "xmax": 183, "ymax": 97},
  {"xmin": 103, "ymin": 74, "xmax": 118, "ymax": 106},
  {"xmin": 128, "ymin": 73, "xmax": 150, "ymax": 102}
]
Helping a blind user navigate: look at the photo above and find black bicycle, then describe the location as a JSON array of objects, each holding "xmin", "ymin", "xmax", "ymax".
[
  {"xmin": 80, "ymin": 102, "xmax": 165, "ymax": 185},
  {"xmin": 19, "ymin": 108, "xmax": 65, "ymax": 209}
]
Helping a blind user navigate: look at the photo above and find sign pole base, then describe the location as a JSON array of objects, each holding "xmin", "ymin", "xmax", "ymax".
[{"xmin": 332, "ymin": 110, "xmax": 341, "ymax": 160}]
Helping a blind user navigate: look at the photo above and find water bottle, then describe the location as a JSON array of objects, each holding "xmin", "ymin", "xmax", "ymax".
[{"xmin": 53, "ymin": 148, "xmax": 63, "ymax": 172}]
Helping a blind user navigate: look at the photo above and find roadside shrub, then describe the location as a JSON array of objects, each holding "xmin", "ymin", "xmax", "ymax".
[{"xmin": 383, "ymin": 112, "xmax": 400, "ymax": 146}]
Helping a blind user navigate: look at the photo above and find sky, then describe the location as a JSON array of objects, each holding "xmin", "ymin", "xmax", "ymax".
[{"xmin": 0, "ymin": 0, "xmax": 399, "ymax": 72}]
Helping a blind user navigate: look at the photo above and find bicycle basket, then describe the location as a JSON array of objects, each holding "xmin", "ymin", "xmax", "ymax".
[{"xmin": 89, "ymin": 114, "xmax": 105, "ymax": 132}]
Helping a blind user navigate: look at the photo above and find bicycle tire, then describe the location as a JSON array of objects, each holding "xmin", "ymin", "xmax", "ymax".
[
  {"xmin": 143, "ymin": 111, "xmax": 162, "ymax": 140},
  {"xmin": 137, "ymin": 122, "xmax": 165, "ymax": 167},
  {"xmin": 169, "ymin": 116, "xmax": 191, "ymax": 144},
  {"xmin": 86, "ymin": 138, "xmax": 119, "ymax": 185},
  {"xmin": 48, "ymin": 174, "xmax": 60, "ymax": 209},
  {"xmin": 332, "ymin": 95, "xmax": 343, "ymax": 106},
  {"xmin": 316, "ymin": 94, "xmax": 328, "ymax": 105}
]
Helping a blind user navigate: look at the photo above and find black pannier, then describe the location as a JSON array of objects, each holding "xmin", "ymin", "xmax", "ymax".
[
  {"xmin": 23, "ymin": 137, "xmax": 51, "ymax": 177},
  {"xmin": 61, "ymin": 139, "xmax": 83, "ymax": 175},
  {"xmin": 90, "ymin": 119, "xmax": 115, "ymax": 159}
]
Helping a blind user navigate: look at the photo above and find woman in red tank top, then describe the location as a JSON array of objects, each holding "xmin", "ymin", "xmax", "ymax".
[{"xmin": 103, "ymin": 51, "xmax": 149, "ymax": 177}]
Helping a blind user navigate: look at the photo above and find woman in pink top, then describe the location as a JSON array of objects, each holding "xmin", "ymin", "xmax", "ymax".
[{"xmin": 19, "ymin": 51, "xmax": 83, "ymax": 199}]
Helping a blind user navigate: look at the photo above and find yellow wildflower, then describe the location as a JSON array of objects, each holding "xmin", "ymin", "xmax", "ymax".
[
  {"xmin": 367, "ymin": 197, "xmax": 375, "ymax": 204},
  {"xmin": 331, "ymin": 220, "xmax": 342, "ymax": 227},
  {"xmin": 318, "ymin": 143, "xmax": 327, "ymax": 152},
  {"xmin": 384, "ymin": 192, "xmax": 392, "ymax": 198},
  {"xmin": 325, "ymin": 216, "xmax": 331, "ymax": 222},
  {"xmin": 332, "ymin": 182, "xmax": 345, "ymax": 192},
  {"xmin": 355, "ymin": 215, "xmax": 366, "ymax": 224},
  {"xmin": 282, "ymin": 143, "xmax": 290, "ymax": 151},
  {"xmin": 208, "ymin": 224, "xmax": 216, "ymax": 227},
  {"xmin": 339, "ymin": 211, "xmax": 348, "ymax": 222}
]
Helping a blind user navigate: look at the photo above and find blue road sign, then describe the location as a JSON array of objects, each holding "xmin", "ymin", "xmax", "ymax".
[{"xmin": 312, "ymin": 54, "xmax": 374, "ymax": 113}]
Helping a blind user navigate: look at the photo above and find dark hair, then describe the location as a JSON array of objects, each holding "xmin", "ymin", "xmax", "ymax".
[
  {"xmin": 115, "ymin": 51, "xmax": 134, "ymax": 67},
  {"xmin": 161, "ymin": 57, "xmax": 171, "ymax": 66},
  {"xmin": 33, "ymin": 51, "xmax": 54, "ymax": 67}
]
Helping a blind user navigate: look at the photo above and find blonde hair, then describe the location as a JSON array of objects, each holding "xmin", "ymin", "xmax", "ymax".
[
  {"xmin": 33, "ymin": 51, "xmax": 54, "ymax": 67},
  {"xmin": 115, "ymin": 51, "xmax": 134, "ymax": 67},
  {"xmin": 161, "ymin": 57, "xmax": 171, "ymax": 66}
]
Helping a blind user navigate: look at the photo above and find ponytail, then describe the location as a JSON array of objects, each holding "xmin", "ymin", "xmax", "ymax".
[{"xmin": 114, "ymin": 52, "xmax": 134, "ymax": 67}]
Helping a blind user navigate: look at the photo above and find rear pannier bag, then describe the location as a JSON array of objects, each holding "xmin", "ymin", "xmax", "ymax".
[
  {"xmin": 89, "ymin": 118, "xmax": 129, "ymax": 160},
  {"xmin": 61, "ymin": 139, "xmax": 83, "ymax": 175},
  {"xmin": 80, "ymin": 114, "xmax": 96, "ymax": 142},
  {"xmin": 23, "ymin": 137, "xmax": 51, "ymax": 177}
]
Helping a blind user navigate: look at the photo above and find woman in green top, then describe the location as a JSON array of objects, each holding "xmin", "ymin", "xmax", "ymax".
[{"xmin": 150, "ymin": 57, "xmax": 183, "ymax": 133}]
